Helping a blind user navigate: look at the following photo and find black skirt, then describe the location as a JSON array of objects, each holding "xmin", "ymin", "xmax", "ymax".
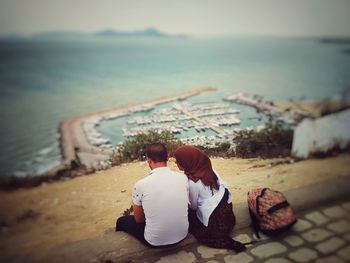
[{"xmin": 188, "ymin": 188, "xmax": 245, "ymax": 252}]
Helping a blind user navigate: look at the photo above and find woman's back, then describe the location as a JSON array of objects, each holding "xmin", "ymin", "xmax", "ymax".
[{"xmin": 188, "ymin": 171, "xmax": 232, "ymax": 226}]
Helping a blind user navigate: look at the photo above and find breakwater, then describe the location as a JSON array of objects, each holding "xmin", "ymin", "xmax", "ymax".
[{"xmin": 224, "ymin": 92, "xmax": 312, "ymax": 124}]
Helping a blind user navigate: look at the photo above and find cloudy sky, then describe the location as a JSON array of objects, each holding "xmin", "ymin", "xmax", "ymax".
[{"xmin": 0, "ymin": 0, "xmax": 350, "ymax": 37}]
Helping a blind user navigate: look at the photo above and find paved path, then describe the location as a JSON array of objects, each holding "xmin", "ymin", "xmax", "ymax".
[{"xmin": 98, "ymin": 198, "xmax": 350, "ymax": 263}]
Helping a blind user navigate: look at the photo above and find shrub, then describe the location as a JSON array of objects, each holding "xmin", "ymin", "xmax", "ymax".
[
  {"xmin": 111, "ymin": 130, "xmax": 183, "ymax": 165},
  {"xmin": 231, "ymin": 121, "xmax": 293, "ymax": 158},
  {"xmin": 110, "ymin": 122, "xmax": 294, "ymax": 165},
  {"xmin": 196, "ymin": 142, "xmax": 231, "ymax": 157}
]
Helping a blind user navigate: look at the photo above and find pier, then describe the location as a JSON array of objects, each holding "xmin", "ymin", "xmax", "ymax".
[
  {"xmin": 172, "ymin": 103, "xmax": 230, "ymax": 136},
  {"xmin": 224, "ymin": 92, "xmax": 312, "ymax": 124}
]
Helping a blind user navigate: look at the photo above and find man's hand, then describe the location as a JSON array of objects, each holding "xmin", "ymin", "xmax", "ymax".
[{"xmin": 133, "ymin": 204, "xmax": 145, "ymax": 223}]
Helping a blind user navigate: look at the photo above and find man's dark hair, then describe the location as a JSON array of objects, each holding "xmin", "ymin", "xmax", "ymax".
[{"xmin": 146, "ymin": 143, "xmax": 168, "ymax": 162}]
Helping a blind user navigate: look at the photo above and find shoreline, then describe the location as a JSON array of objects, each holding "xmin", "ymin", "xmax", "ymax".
[{"xmin": 48, "ymin": 87, "xmax": 217, "ymax": 177}]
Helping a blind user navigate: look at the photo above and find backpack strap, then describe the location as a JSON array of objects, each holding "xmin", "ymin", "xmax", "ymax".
[
  {"xmin": 249, "ymin": 207, "xmax": 261, "ymax": 239},
  {"xmin": 267, "ymin": 201, "xmax": 290, "ymax": 214},
  {"xmin": 256, "ymin": 188, "xmax": 268, "ymax": 216}
]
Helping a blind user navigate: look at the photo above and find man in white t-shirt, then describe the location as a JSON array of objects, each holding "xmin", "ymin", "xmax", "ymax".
[{"xmin": 116, "ymin": 143, "xmax": 189, "ymax": 247}]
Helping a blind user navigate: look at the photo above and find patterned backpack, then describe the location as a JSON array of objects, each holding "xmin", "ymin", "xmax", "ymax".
[{"xmin": 247, "ymin": 188, "xmax": 297, "ymax": 238}]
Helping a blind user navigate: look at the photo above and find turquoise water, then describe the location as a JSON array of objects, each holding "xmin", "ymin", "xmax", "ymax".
[{"xmin": 0, "ymin": 36, "xmax": 349, "ymax": 177}]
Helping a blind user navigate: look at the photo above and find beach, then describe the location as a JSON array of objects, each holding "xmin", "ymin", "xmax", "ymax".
[{"xmin": 1, "ymin": 153, "xmax": 349, "ymax": 260}]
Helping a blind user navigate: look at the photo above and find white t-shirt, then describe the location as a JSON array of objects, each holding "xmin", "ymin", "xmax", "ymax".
[
  {"xmin": 133, "ymin": 167, "xmax": 189, "ymax": 246},
  {"xmin": 188, "ymin": 170, "xmax": 232, "ymax": 227}
]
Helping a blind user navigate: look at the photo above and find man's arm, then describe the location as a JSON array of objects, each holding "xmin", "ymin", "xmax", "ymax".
[
  {"xmin": 133, "ymin": 204, "xmax": 145, "ymax": 223},
  {"xmin": 189, "ymin": 180, "xmax": 200, "ymax": 210}
]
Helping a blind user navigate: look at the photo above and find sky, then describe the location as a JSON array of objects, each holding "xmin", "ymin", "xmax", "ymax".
[{"xmin": 0, "ymin": 0, "xmax": 350, "ymax": 37}]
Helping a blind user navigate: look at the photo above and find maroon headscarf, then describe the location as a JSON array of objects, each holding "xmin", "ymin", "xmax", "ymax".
[{"xmin": 174, "ymin": 145, "xmax": 218, "ymax": 190}]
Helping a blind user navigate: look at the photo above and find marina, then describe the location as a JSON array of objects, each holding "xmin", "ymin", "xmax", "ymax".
[
  {"xmin": 51, "ymin": 87, "xmax": 217, "ymax": 173},
  {"xmin": 50, "ymin": 88, "xmax": 316, "ymax": 174},
  {"xmin": 121, "ymin": 101, "xmax": 241, "ymax": 139},
  {"xmin": 91, "ymin": 91, "xmax": 319, "ymax": 154},
  {"xmin": 89, "ymin": 91, "xmax": 316, "ymax": 156}
]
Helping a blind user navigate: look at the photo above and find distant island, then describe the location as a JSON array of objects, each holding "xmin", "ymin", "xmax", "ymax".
[
  {"xmin": 0, "ymin": 28, "xmax": 187, "ymax": 40},
  {"xmin": 95, "ymin": 28, "xmax": 186, "ymax": 38},
  {"xmin": 319, "ymin": 37, "xmax": 350, "ymax": 44},
  {"xmin": 318, "ymin": 37, "xmax": 350, "ymax": 56}
]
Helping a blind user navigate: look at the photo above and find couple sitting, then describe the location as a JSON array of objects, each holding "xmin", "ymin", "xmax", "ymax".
[{"xmin": 116, "ymin": 143, "xmax": 245, "ymax": 252}]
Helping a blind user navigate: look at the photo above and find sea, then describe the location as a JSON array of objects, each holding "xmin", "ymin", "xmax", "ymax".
[{"xmin": 0, "ymin": 36, "xmax": 349, "ymax": 177}]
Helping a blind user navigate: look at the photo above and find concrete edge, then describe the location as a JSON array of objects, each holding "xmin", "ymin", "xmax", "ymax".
[{"xmin": 17, "ymin": 175, "xmax": 350, "ymax": 263}]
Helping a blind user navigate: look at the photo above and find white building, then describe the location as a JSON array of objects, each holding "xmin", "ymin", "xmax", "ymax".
[{"xmin": 292, "ymin": 109, "xmax": 350, "ymax": 158}]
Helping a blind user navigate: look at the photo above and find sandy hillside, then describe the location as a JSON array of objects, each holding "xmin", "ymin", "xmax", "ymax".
[{"xmin": 0, "ymin": 154, "xmax": 349, "ymax": 258}]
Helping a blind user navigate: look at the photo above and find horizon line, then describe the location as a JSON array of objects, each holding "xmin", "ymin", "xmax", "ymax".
[{"xmin": 0, "ymin": 28, "xmax": 350, "ymax": 39}]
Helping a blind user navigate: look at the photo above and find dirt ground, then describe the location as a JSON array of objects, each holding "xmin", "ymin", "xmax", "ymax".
[{"xmin": 1, "ymin": 154, "xmax": 350, "ymax": 259}]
